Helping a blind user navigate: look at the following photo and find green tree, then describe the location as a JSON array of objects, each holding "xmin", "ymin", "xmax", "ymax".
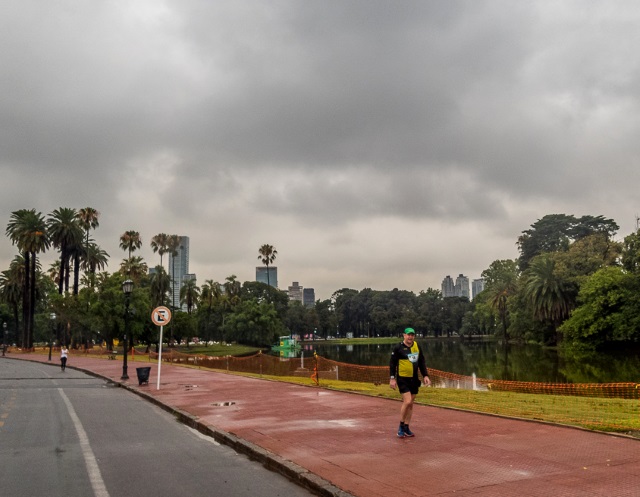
[
  {"xmin": 521, "ymin": 254, "xmax": 573, "ymax": 344},
  {"xmin": 223, "ymin": 299, "xmax": 283, "ymax": 347},
  {"xmin": 180, "ymin": 279, "xmax": 200, "ymax": 315},
  {"xmin": 560, "ymin": 266, "xmax": 640, "ymax": 347},
  {"xmin": 150, "ymin": 233, "xmax": 170, "ymax": 268},
  {"xmin": 47, "ymin": 207, "xmax": 83, "ymax": 295},
  {"xmin": 149, "ymin": 265, "xmax": 170, "ymax": 307},
  {"xmin": 7, "ymin": 209, "xmax": 49, "ymax": 347},
  {"xmin": 482, "ymin": 259, "xmax": 519, "ymax": 341},
  {"xmin": 119, "ymin": 256, "xmax": 148, "ymax": 285},
  {"xmin": 621, "ymin": 229, "xmax": 640, "ymax": 273},
  {"xmin": 76, "ymin": 207, "xmax": 100, "ymax": 294},
  {"xmin": 119, "ymin": 230, "xmax": 142, "ymax": 261},
  {"xmin": 257, "ymin": 244, "xmax": 278, "ymax": 287}
]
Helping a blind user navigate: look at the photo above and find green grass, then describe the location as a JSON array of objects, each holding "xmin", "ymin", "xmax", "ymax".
[{"xmin": 165, "ymin": 344, "xmax": 262, "ymax": 357}]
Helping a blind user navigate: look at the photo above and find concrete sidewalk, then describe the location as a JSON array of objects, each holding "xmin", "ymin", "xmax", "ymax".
[{"xmin": 7, "ymin": 353, "xmax": 639, "ymax": 497}]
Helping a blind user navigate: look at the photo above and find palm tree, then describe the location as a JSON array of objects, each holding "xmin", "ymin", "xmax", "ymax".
[
  {"xmin": 6, "ymin": 209, "xmax": 49, "ymax": 348},
  {"xmin": 180, "ymin": 279, "xmax": 200, "ymax": 315},
  {"xmin": 487, "ymin": 275, "xmax": 518, "ymax": 342},
  {"xmin": 149, "ymin": 265, "xmax": 171, "ymax": 307},
  {"xmin": 82, "ymin": 242, "xmax": 109, "ymax": 275},
  {"xmin": 200, "ymin": 279, "xmax": 222, "ymax": 310},
  {"xmin": 47, "ymin": 208, "xmax": 83, "ymax": 295},
  {"xmin": 150, "ymin": 233, "xmax": 170, "ymax": 268},
  {"xmin": 522, "ymin": 254, "xmax": 573, "ymax": 344},
  {"xmin": 119, "ymin": 256, "xmax": 148, "ymax": 285},
  {"xmin": 119, "ymin": 230, "xmax": 142, "ymax": 260},
  {"xmin": 257, "ymin": 244, "xmax": 278, "ymax": 287},
  {"xmin": 166, "ymin": 235, "xmax": 181, "ymax": 310},
  {"xmin": 0, "ymin": 257, "xmax": 25, "ymax": 342},
  {"xmin": 77, "ymin": 207, "xmax": 100, "ymax": 291}
]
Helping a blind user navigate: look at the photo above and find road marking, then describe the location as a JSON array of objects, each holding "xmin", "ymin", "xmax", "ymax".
[{"xmin": 58, "ymin": 389, "xmax": 110, "ymax": 497}]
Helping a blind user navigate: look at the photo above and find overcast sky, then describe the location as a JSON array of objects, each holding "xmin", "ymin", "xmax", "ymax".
[{"xmin": 2, "ymin": 1, "xmax": 640, "ymax": 301}]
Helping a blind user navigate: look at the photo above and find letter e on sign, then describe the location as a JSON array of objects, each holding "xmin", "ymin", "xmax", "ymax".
[{"xmin": 152, "ymin": 306, "xmax": 172, "ymax": 326}]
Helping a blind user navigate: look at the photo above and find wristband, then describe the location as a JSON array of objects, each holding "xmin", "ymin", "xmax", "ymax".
[{"xmin": 390, "ymin": 376, "xmax": 395, "ymax": 379}]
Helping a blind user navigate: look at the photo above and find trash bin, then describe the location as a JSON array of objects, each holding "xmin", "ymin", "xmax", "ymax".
[{"xmin": 136, "ymin": 367, "xmax": 151, "ymax": 385}]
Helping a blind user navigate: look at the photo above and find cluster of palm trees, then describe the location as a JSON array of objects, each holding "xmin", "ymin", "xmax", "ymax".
[{"xmin": 3, "ymin": 208, "xmax": 108, "ymax": 348}]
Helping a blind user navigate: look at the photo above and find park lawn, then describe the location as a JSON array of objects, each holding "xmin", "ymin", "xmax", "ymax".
[{"xmin": 172, "ymin": 344, "xmax": 262, "ymax": 357}]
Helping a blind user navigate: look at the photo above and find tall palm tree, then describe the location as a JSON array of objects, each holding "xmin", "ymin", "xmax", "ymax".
[
  {"xmin": 522, "ymin": 254, "xmax": 573, "ymax": 344},
  {"xmin": 150, "ymin": 233, "xmax": 170, "ymax": 268},
  {"xmin": 0, "ymin": 257, "xmax": 25, "ymax": 343},
  {"xmin": 77, "ymin": 207, "xmax": 100, "ymax": 291},
  {"xmin": 47, "ymin": 208, "xmax": 83, "ymax": 295},
  {"xmin": 6, "ymin": 209, "xmax": 49, "ymax": 348},
  {"xmin": 486, "ymin": 274, "xmax": 518, "ymax": 342},
  {"xmin": 149, "ymin": 265, "xmax": 171, "ymax": 307},
  {"xmin": 200, "ymin": 279, "xmax": 222, "ymax": 311},
  {"xmin": 166, "ymin": 235, "xmax": 181, "ymax": 310},
  {"xmin": 82, "ymin": 242, "xmax": 109, "ymax": 288},
  {"xmin": 257, "ymin": 244, "xmax": 278, "ymax": 287},
  {"xmin": 119, "ymin": 230, "xmax": 142, "ymax": 260},
  {"xmin": 180, "ymin": 279, "xmax": 200, "ymax": 315},
  {"xmin": 223, "ymin": 274, "xmax": 241, "ymax": 306}
]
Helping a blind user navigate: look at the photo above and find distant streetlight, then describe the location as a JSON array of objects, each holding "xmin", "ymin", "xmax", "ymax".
[
  {"xmin": 48, "ymin": 313, "xmax": 56, "ymax": 361},
  {"xmin": 121, "ymin": 279, "xmax": 134, "ymax": 380},
  {"xmin": 2, "ymin": 322, "xmax": 7, "ymax": 357}
]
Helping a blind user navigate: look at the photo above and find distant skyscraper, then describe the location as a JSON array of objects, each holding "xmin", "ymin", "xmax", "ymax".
[
  {"xmin": 168, "ymin": 236, "xmax": 189, "ymax": 311},
  {"xmin": 256, "ymin": 266, "xmax": 278, "ymax": 288},
  {"xmin": 472, "ymin": 278, "xmax": 485, "ymax": 299},
  {"xmin": 303, "ymin": 288, "xmax": 316, "ymax": 308},
  {"xmin": 455, "ymin": 274, "xmax": 470, "ymax": 299},
  {"xmin": 288, "ymin": 282, "xmax": 303, "ymax": 302},
  {"xmin": 441, "ymin": 275, "xmax": 455, "ymax": 297}
]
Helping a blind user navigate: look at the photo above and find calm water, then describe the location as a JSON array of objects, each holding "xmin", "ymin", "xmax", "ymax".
[{"xmin": 282, "ymin": 339, "xmax": 640, "ymax": 383}]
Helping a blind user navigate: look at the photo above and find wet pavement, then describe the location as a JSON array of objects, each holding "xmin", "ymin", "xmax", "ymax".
[{"xmin": 6, "ymin": 353, "xmax": 640, "ymax": 497}]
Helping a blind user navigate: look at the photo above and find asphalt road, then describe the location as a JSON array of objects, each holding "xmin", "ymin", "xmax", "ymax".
[{"xmin": 0, "ymin": 359, "xmax": 314, "ymax": 497}]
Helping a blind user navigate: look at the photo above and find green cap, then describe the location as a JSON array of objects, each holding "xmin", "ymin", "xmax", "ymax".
[{"xmin": 404, "ymin": 327, "xmax": 415, "ymax": 335}]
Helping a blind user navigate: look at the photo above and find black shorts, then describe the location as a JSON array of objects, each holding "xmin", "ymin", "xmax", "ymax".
[{"xmin": 397, "ymin": 376, "xmax": 420, "ymax": 395}]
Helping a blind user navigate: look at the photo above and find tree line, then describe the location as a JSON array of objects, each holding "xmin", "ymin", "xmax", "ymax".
[{"xmin": 1, "ymin": 209, "xmax": 638, "ymax": 350}]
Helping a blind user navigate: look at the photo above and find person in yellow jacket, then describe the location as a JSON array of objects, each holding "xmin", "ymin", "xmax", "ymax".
[{"xmin": 389, "ymin": 327, "xmax": 431, "ymax": 437}]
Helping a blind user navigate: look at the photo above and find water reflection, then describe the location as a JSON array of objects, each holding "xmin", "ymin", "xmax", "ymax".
[{"xmin": 277, "ymin": 340, "xmax": 640, "ymax": 383}]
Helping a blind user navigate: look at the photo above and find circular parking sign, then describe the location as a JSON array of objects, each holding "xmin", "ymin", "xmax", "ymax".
[{"xmin": 151, "ymin": 306, "xmax": 172, "ymax": 326}]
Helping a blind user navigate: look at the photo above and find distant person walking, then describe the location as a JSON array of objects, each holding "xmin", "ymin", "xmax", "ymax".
[
  {"xmin": 389, "ymin": 327, "xmax": 430, "ymax": 438},
  {"xmin": 60, "ymin": 345, "xmax": 68, "ymax": 371}
]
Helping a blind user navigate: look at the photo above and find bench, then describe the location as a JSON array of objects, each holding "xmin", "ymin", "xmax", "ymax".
[{"xmin": 107, "ymin": 352, "xmax": 118, "ymax": 360}]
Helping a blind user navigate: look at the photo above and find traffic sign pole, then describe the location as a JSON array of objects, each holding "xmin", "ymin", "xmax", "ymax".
[
  {"xmin": 151, "ymin": 306, "xmax": 172, "ymax": 391},
  {"xmin": 157, "ymin": 325, "xmax": 163, "ymax": 390}
]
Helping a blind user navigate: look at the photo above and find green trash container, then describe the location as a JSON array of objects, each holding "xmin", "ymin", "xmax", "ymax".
[{"xmin": 136, "ymin": 367, "xmax": 151, "ymax": 385}]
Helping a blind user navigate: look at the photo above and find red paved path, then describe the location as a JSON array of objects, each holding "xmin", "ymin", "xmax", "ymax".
[{"xmin": 7, "ymin": 353, "xmax": 640, "ymax": 497}]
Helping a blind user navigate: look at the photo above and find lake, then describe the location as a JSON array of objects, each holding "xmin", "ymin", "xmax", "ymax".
[{"xmin": 283, "ymin": 339, "xmax": 640, "ymax": 383}]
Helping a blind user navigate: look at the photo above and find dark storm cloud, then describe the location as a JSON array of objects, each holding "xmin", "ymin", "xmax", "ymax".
[{"xmin": 2, "ymin": 1, "xmax": 640, "ymax": 298}]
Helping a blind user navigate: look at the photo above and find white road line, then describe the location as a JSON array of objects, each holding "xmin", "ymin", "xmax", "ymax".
[{"xmin": 58, "ymin": 388, "xmax": 110, "ymax": 497}]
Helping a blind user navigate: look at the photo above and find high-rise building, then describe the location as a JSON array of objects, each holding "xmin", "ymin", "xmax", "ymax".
[
  {"xmin": 303, "ymin": 288, "xmax": 316, "ymax": 308},
  {"xmin": 441, "ymin": 275, "xmax": 455, "ymax": 297},
  {"xmin": 168, "ymin": 236, "xmax": 189, "ymax": 311},
  {"xmin": 455, "ymin": 274, "xmax": 470, "ymax": 299},
  {"xmin": 288, "ymin": 281, "xmax": 303, "ymax": 302},
  {"xmin": 472, "ymin": 278, "xmax": 485, "ymax": 299},
  {"xmin": 256, "ymin": 266, "xmax": 278, "ymax": 288}
]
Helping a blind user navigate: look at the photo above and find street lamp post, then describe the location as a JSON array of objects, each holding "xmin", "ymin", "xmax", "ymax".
[
  {"xmin": 2, "ymin": 322, "xmax": 7, "ymax": 357},
  {"xmin": 48, "ymin": 313, "xmax": 56, "ymax": 361},
  {"xmin": 121, "ymin": 279, "xmax": 134, "ymax": 380}
]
